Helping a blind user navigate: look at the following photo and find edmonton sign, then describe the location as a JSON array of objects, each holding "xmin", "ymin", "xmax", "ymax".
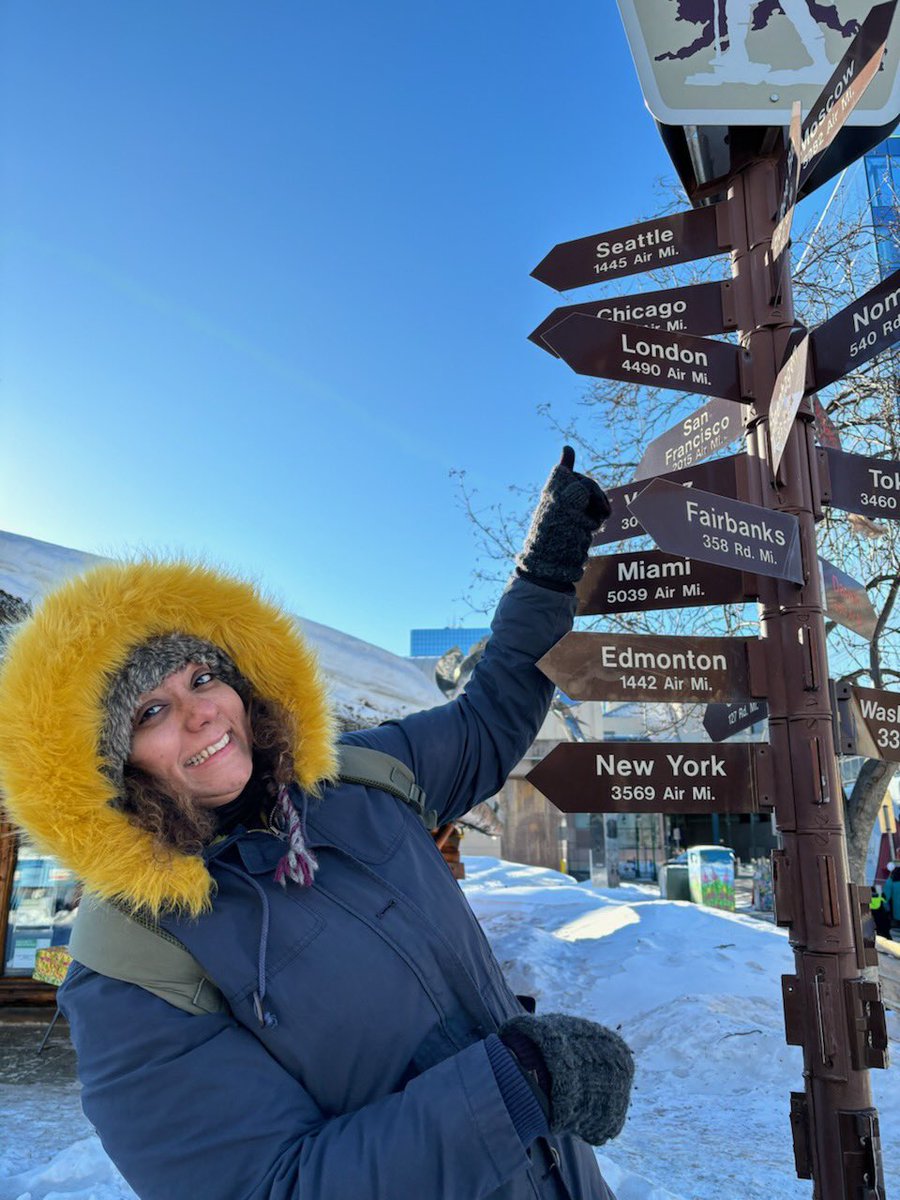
[
  {"xmin": 538, "ymin": 631, "xmax": 761, "ymax": 704},
  {"xmin": 529, "ymin": 280, "xmax": 735, "ymax": 353},
  {"xmin": 634, "ymin": 396, "xmax": 742, "ymax": 479},
  {"xmin": 628, "ymin": 479, "xmax": 804, "ymax": 584},
  {"xmin": 541, "ymin": 315, "xmax": 747, "ymax": 402},
  {"xmin": 527, "ymin": 742, "xmax": 772, "ymax": 815},
  {"xmin": 576, "ymin": 549, "xmax": 755, "ymax": 617},
  {"xmin": 593, "ymin": 453, "xmax": 743, "ymax": 547},
  {"xmin": 531, "ymin": 205, "xmax": 729, "ymax": 292}
]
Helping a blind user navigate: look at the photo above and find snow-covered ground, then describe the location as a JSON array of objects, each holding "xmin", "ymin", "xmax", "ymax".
[{"xmin": 1, "ymin": 857, "xmax": 897, "ymax": 1200}]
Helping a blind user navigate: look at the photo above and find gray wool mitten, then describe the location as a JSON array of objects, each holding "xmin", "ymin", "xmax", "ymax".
[
  {"xmin": 516, "ymin": 447, "xmax": 611, "ymax": 590},
  {"xmin": 499, "ymin": 1013, "xmax": 634, "ymax": 1146}
]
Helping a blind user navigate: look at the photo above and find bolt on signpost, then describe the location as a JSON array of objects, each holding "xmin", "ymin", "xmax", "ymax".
[{"xmin": 527, "ymin": 4, "xmax": 900, "ymax": 1197}]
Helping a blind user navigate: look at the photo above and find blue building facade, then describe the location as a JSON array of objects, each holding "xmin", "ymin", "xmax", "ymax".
[{"xmin": 864, "ymin": 136, "xmax": 900, "ymax": 277}]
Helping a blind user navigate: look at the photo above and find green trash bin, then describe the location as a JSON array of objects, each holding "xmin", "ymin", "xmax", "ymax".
[{"xmin": 687, "ymin": 845, "xmax": 735, "ymax": 911}]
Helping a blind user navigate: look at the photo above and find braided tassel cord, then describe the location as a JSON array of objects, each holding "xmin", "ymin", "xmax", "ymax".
[{"xmin": 272, "ymin": 785, "xmax": 318, "ymax": 887}]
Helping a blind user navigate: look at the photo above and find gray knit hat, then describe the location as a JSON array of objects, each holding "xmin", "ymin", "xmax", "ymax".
[{"xmin": 99, "ymin": 633, "xmax": 251, "ymax": 788}]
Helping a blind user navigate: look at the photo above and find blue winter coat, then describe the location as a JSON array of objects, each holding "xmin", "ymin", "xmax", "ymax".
[{"xmin": 59, "ymin": 577, "xmax": 617, "ymax": 1200}]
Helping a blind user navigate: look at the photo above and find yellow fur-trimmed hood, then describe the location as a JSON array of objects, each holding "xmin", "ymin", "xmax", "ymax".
[{"xmin": 0, "ymin": 559, "xmax": 337, "ymax": 917}]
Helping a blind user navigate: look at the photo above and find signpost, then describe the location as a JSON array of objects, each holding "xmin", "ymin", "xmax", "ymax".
[
  {"xmin": 592, "ymin": 453, "xmax": 743, "ymax": 548},
  {"xmin": 531, "ymin": 205, "xmax": 729, "ymax": 291},
  {"xmin": 529, "ymin": 279, "xmax": 735, "ymax": 354},
  {"xmin": 627, "ymin": 478, "xmax": 804, "ymax": 584},
  {"xmin": 538, "ymin": 631, "xmax": 762, "ymax": 705},
  {"xmin": 527, "ymin": 742, "xmax": 771, "ymax": 815},
  {"xmin": 527, "ymin": 7, "xmax": 899, "ymax": 1193},
  {"xmin": 576, "ymin": 549, "xmax": 754, "ymax": 617},
  {"xmin": 634, "ymin": 396, "xmax": 742, "ymax": 479},
  {"xmin": 541, "ymin": 314, "xmax": 748, "ymax": 402}
]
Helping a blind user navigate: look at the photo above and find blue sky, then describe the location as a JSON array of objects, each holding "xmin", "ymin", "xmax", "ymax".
[{"xmin": 2, "ymin": 3, "xmax": 675, "ymax": 654}]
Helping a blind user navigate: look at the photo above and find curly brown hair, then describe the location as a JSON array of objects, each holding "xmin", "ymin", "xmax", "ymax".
[{"xmin": 115, "ymin": 694, "xmax": 296, "ymax": 856}]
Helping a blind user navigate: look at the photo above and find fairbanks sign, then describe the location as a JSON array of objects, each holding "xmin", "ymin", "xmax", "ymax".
[
  {"xmin": 538, "ymin": 631, "xmax": 763, "ymax": 704},
  {"xmin": 527, "ymin": 742, "xmax": 773, "ymax": 815}
]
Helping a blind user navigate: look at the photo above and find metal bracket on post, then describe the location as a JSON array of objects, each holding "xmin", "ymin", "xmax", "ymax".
[
  {"xmin": 844, "ymin": 978, "xmax": 889, "ymax": 1071},
  {"xmin": 790, "ymin": 1092, "xmax": 813, "ymax": 1181},
  {"xmin": 773, "ymin": 849, "xmax": 795, "ymax": 927},
  {"xmin": 837, "ymin": 1110, "xmax": 884, "ymax": 1199},
  {"xmin": 848, "ymin": 883, "xmax": 879, "ymax": 970}
]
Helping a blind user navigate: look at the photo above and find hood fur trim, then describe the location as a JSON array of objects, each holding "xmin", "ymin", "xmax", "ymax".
[{"xmin": 0, "ymin": 560, "xmax": 337, "ymax": 917}]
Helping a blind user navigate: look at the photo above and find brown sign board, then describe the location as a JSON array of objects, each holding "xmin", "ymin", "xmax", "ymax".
[
  {"xmin": 528, "ymin": 281, "xmax": 735, "ymax": 355},
  {"xmin": 531, "ymin": 205, "xmax": 729, "ymax": 292},
  {"xmin": 634, "ymin": 396, "xmax": 743, "ymax": 480},
  {"xmin": 576, "ymin": 549, "xmax": 755, "ymax": 617},
  {"xmin": 628, "ymin": 479, "xmax": 804, "ymax": 584},
  {"xmin": 527, "ymin": 741, "xmax": 771, "ymax": 815},
  {"xmin": 822, "ymin": 447, "xmax": 900, "ymax": 520},
  {"xmin": 819, "ymin": 556, "xmax": 878, "ymax": 641},
  {"xmin": 799, "ymin": 2, "xmax": 894, "ymax": 177},
  {"xmin": 593, "ymin": 453, "xmax": 744, "ymax": 548},
  {"xmin": 840, "ymin": 683, "xmax": 900, "ymax": 763},
  {"xmin": 703, "ymin": 700, "xmax": 768, "ymax": 743},
  {"xmin": 538, "ymin": 631, "xmax": 757, "ymax": 704},
  {"xmin": 772, "ymin": 102, "xmax": 803, "ymax": 265},
  {"xmin": 541, "ymin": 315, "xmax": 746, "ymax": 403},
  {"xmin": 811, "ymin": 265, "xmax": 900, "ymax": 389},
  {"xmin": 768, "ymin": 333, "xmax": 811, "ymax": 475},
  {"xmin": 813, "ymin": 396, "xmax": 842, "ymax": 450}
]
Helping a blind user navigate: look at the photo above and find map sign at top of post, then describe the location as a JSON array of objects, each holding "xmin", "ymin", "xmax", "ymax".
[
  {"xmin": 531, "ymin": 204, "xmax": 730, "ymax": 292},
  {"xmin": 541, "ymin": 314, "xmax": 747, "ymax": 402}
]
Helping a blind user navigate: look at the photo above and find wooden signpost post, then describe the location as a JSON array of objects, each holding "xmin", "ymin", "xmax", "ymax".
[{"xmin": 525, "ymin": 5, "xmax": 899, "ymax": 1195}]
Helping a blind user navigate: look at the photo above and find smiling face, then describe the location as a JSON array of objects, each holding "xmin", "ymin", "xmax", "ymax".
[{"xmin": 128, "ymin": 663, "xmax": 254, "ymax": 808}]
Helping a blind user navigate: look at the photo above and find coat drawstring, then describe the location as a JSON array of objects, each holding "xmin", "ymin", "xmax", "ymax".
[{"xmin": 216, "ymin": 860, "xmax": 278, "ymax": 1029}]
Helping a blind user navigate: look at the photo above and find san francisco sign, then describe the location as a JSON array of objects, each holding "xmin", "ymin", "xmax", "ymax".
[
  {"xmin": 527, "ymin": 742, "xmax": 772, "ymax": 815},
  {"xmin": 634, "ymin": 396, "xmax": 743, "ymax": 479}
]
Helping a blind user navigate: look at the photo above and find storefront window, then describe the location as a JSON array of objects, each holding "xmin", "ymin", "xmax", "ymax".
[{"xmin": 4, "ymin": 841, "xmax": 80, "ymax": 976}]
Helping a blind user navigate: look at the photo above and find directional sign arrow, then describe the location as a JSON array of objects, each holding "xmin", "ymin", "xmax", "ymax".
[
  {"xmin": 838, "ymin": 683, "xmax": 900, "ymax": 763},
  {"xmin": 822, "ymin": 447, "xmax": 900, "ymax": 520},
  {"xmin": 769, "ymin": 333, "xmax": 811, "ymax": 475},
  {"xmin": 628, "ymin": 478, "xmax": 804, "ymax": 585},
  {"xmin": 799, "ymin": 1, "xmax": 895, "ymax": 180},
  {"xmin": 703, "ymin": 701, "xmax": 768, "ymax": 743},
  {"xmin": 634, "ymin": 396, "xmax": 743, "ymax": 480},
  {"xmin": 541, "ymin": 315, "xmax": 748, "ymax": 403},
  {"xmin": 593, "ymin": 453, "xmax": 744, "ymax": 548},
  {"xmin": 528, "ymin": 280, "xmax": 735, "ymax": 355},
  {"xmin": 811, "ymin": 265, "xmax": 900, "ymax": 388},
  {"xmin": 531, "ymin": 204, "xmax": 730, "ymax": 292},
  {"xmin": 576, "ymin": 549, "xmax": 756, "ymax": 617},
  {"xmin": 772, "ymin": 101, "xmax": 803, "ymax": 266},
  {"xmin": 527, "ymin": 742, "xmax": 772, "ymax": 815},
  {"xmin": 538, "ymin": 631, "xmax": 759, "ymax": 704},
  {"xmin": 819, "ymin": 556, "xmax": 878, "ymax": 641}
]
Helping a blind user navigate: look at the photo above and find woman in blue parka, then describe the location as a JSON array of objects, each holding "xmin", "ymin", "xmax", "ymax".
[{"xmin": 0, "ymin": 449, "xmax": 632, "ymax": 1200}]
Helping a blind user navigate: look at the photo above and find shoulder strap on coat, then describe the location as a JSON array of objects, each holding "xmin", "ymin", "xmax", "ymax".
[
  {"xmin": 68, "ymin": 748, "xmax": 428, "ymax": 1014},
  {"xmin": 335, "ymin": 744, "xmax": 437, "ymax": 829},
  {"xmin": 68, "ymin": 893, "xmax": 227, "ymax": 1016}
]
